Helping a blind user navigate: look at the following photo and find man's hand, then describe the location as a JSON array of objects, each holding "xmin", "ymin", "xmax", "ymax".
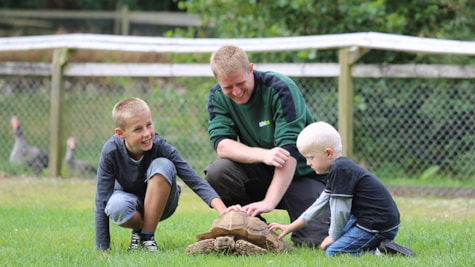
[
  {"xmin": 242, "ymin": 200, "xmax": 274, "ymax": 217},
  {"xmin": 263, "ymin": 147, "xmax": 290, "ymax": 168}
]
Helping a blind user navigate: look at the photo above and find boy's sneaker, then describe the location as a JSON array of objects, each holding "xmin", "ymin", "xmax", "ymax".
[
  {"xmin": 374, "ymin": 247, "xmax": 384, "ymax": 256},
  {"xmin": 142, "ymin": 236, "xmax": 159, "ymax": 252},
  {"xmin": 127, "ymin": 231, "xmax": 142, "ymax": 250},
  {"xmin": 377, "ymin": 239, "xmax": 416, "ymax": 257}
]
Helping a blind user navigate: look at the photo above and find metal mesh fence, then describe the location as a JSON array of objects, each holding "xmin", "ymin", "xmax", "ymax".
[{"xmin": 1, "ymin": 75, "xmax": 474, "ymax": 183}]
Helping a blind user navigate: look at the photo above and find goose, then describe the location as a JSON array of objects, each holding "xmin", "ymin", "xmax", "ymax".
[
  {"xmin": 9, "ymin": 116, "xmax": 49, "ymax": 176},
  {"xmin": 65, "ymin": 136, "xmax": 97, "ymax": 177}
]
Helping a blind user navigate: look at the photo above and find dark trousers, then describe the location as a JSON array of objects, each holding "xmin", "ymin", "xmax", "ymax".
[{"xmin": 204, "ymin": 158, "xmax": 330, "ymax": 246}]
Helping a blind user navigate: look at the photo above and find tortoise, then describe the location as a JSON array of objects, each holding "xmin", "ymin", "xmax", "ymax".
[{"xmin": 185, "ymin": 210, "xmax": 292, "ymax": 255}]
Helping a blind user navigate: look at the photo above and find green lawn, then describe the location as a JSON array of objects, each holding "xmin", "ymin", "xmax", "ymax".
[{"xmin": 0, "ymin": 177, "xmax": 474, "ymax": 267}]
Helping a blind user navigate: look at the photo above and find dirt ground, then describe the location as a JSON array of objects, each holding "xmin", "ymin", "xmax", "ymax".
[{"xmin": 386, "ymin": 185, "xmax": 475, "ymax": 198}]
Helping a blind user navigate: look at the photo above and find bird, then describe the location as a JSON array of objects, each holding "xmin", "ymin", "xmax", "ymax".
[
  {"xmin": 9, "ymin": 116, "xmax": 49, "ymax": 176},
  {"xmin": 65, "ymin": 136, "xmax": 97, "ymax": 177}
]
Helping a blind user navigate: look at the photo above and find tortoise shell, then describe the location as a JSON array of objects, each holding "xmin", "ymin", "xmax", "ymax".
[{"xmin": 186, "ymin": 210, "xmax": 291, "ymax": 254}]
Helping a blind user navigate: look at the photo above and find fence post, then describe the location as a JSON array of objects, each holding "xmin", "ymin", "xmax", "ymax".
[
  {"xmin": 121, "ymin": 5, "xmax": 130, "ymax": 35},
  {"xmin": 113, "ymin": 3, "xmax": 121, "ymax": 35},
  {"xmin": 48, "ymin": 48, "xmax": 71, "ymax": 177},
  {"xmin": 114, "ymin": 3, "xmax": 129, "ymax": 35},
  {"xmin": 338, "ymin": 46, "xmax": 369, "ymax": 159}
]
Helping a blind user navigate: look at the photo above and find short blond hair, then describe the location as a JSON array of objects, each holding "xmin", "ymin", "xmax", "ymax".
[
  {"xmin": 210, "ymin": 45, "xmax": 250, "ymax": 79},
  {"xmin": 112, "ymin": 97, "xmax": 150, "ymax": 130},
  {"xmin": 297, "ymin": 121, "xmax": 343, "ymax": 155}
]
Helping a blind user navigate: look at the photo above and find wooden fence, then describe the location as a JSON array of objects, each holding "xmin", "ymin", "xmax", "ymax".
[
  {"xmin": 1, "ymin": 32, "xmax": 475, "ymax": 177},
  {"xmin": 0, "ymin": 7, "xmax": 200, "ymax": 35}
]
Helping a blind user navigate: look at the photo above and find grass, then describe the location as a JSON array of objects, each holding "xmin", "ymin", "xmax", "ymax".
[{"xmin": 1, "ymin": 177, "xmax": 474, "ymax": 267}]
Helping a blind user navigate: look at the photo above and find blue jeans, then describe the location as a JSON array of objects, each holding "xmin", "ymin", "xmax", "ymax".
[{"xmin": 325, "ymin": 215, "xmax": 398, "ymax": 256}]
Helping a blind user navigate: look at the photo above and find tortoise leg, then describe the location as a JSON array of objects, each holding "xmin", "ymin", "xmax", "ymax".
[
  {"xmin": 185, "ymin": 239, "xmax": 216, "ymax": 255},
  {"xmin": 234, "ymin": 240, "xmax": 267, "ymax": 255}
]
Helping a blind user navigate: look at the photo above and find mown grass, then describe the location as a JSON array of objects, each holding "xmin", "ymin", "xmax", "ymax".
[{"xmin": 0, "ymin": 177, "xmax": 474, "ymax": 267}]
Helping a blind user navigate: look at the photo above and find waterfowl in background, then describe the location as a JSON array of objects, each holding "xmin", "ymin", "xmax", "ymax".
[
  {"xmin": 65, "ymin": 136, "xmax": 97, "ymax": 177},
  {"xmin": 9, "ymin": 116, "xmax": 49, "ymax": 176}
]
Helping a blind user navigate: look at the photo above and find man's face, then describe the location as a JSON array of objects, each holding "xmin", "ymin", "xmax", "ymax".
[{"xmin": 217, "ymin": 64, "xmax": 254, "ymax": 105}]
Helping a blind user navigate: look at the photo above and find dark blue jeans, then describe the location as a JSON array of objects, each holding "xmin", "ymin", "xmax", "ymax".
[{"xmin": 325, "ymin": 215, "xmax": 398, "ymax": 256}]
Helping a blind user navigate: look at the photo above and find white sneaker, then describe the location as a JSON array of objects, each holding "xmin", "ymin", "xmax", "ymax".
[
  {"xmin": 142, "ymin": 236, "xmax": 159, "ymax": 252},
  {"xmin": 127, "ymin": 231, "xmax": 142, "ymax": 250}
]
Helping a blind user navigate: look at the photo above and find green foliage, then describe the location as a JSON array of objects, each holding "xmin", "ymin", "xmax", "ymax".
[
  {"xmin": 175, "ymin": 0, "xmax": 475, "ymax": 64},
  {"xmin": 77, "ymin": 0, "xmax": 117, "ymax": 10},
  {"xmin": 352, "ymin": 78, "xmax": 475, "ymax": 181},
  {"xmin": 419, "ymin": 165, "xmax": 440, "ymax": 182}
]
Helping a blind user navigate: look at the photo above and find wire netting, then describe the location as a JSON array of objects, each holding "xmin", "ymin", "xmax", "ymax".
[{"xmin": 1, "ymin": 75, "xmax": 474, "ymax": 183}]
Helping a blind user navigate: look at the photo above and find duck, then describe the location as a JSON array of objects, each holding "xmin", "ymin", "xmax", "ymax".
[
  {"xmin": 9, "ymin": 116, "xmax": 49, "ymax": 176},
  {"xmin": 65, "ymin": 136, "xmax": 97, "ymax": 177}
]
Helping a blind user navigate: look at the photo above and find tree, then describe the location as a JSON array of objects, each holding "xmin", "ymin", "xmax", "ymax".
[{"xmin": 176, "ymin": 0, "xmax": 475, "ymax": 64}]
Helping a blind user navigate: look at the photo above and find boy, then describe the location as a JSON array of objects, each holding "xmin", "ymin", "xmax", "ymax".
[
  {"xmin": 269, "ymin": 121, "xmax": 415, "ymax": 256},
  {"xmin": 95, "ymin": 97, "xmax": 227, "ymax": 252}
]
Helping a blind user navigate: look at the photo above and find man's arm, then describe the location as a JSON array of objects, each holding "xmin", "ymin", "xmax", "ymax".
[
  {"xmin": 254, "ymin": 156, "xmax": 296, "ymax": 212},
  {"xmin": 244, "ymin": 156, "xmax": 296, "ymax": 217},
  {"xmin": 216, "ymin": 139, "xmax": 290, "ymax": 168},
  {"xmin": 216, "ymin": 138, "xmax": 296, "ymax": 216}
]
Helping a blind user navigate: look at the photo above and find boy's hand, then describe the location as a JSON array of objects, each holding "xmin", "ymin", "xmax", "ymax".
[
  {"xmin": 268, "ymin": 223, "xmax": 291, "ymax": 239},
  {"xmin": 225, "ymin": 204, "xmax": 245, "ymax": 213},
  {"xmin": 320, "ymin": 236, "xmax": 335, "ymax": 250}
]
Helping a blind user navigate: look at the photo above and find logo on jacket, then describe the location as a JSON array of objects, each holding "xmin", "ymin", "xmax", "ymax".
[{"xmin": 258, "ymin": 120, "xmax": 271, "ymax": 127}]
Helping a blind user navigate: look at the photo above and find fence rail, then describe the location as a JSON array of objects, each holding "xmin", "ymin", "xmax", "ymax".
[
  {"xmin": 0, "ymin": 32, "xmax": 474, "ymax": 180},
  {"xmin": 2, "ymin": 62, "xmax": 475, "ymax": 78},
  {"xmin": 0, "ymin": 9, "xmax": 199, "ymax": 24},
  {"xmin": 1, "ymin": 32, "xmax": 475, "ymax": 54},
  {"xmin": 0, "ymin": 8, "xmax": 200, "ymax": 35}
]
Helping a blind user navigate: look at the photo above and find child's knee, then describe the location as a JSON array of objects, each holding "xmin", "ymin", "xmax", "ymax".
[
  {"xmin": 146, "ymin": 158, "xmax": 177, "ymax": 184},
  {"xmin": 105, "ymin": 193, "xmax": 138, "ymax": 225}
]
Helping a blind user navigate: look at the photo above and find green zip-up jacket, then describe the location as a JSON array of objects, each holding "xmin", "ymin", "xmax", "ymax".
[{"xmin": 207, "ymin": 70, "xmax": 318, "ymax": 178}]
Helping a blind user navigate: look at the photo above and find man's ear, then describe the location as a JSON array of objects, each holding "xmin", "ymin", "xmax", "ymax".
[{"xmin": 249, "ymin": 63, "xmax": 254, "ymax": 73}]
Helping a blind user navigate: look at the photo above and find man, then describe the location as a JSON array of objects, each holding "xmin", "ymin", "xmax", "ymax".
[{"xmin": 205, "ymin": 45, "xmax": 330, "ymax": 246}]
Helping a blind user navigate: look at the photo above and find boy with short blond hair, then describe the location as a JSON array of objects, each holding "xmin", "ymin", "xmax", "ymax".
[
  {"xmin": 95, "ymin": 97, "xmax": 227, "ymax": 252},
  {"xmin": 269, "ymin": 121, "xmax": 415, "ymax": 257}
]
